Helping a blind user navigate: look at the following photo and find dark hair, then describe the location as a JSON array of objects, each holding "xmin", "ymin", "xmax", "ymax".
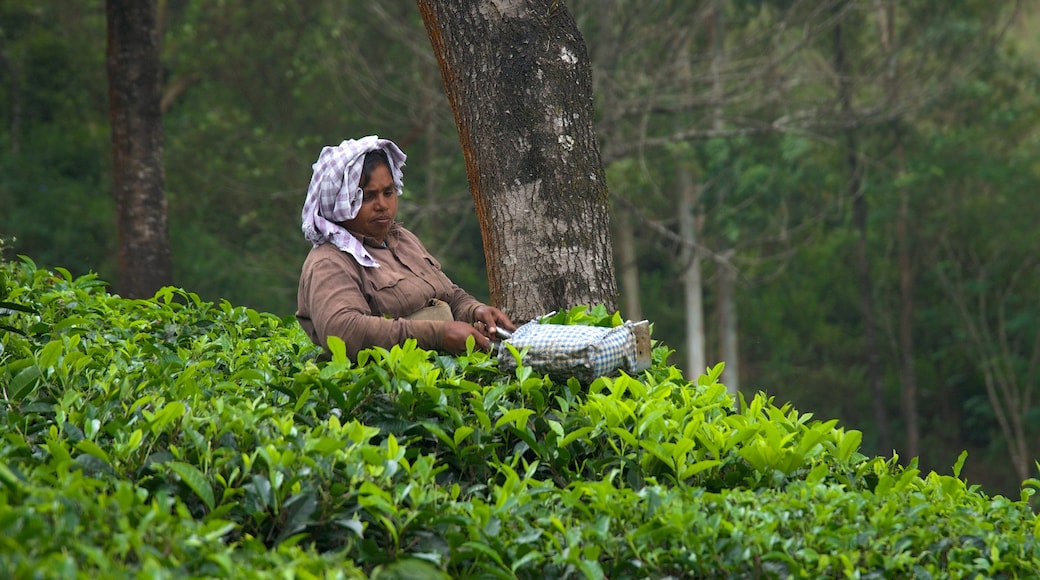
[{"xmin": 359, "ymin": 150, "xmax": 391, "ymax": 189}]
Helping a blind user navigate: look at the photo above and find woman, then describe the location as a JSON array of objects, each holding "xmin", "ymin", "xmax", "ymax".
[{"xmin": 296, "ymin": 135, "xmax": 515, "ymax": 360}]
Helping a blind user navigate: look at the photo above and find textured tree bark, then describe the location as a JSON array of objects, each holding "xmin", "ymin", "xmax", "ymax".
[
  {"xmin": 417, "ymin": 0, "xmax": 618, "ymax": 322},
  {"xmin": 106, "ymin": 0, "xmax": 172, "ymax": 298}
]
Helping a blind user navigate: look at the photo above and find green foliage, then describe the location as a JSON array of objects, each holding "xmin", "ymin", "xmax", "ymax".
[
  {"xmin": 2, "ymin": 257, "xmax": 1038, "ymax": 577},
  {"xmin": 3, "ymin": 0, "xmax": 1038, "ymax": 496},
  {"xmin": 0, "ymin": 1, "xmax": 115, "ymax": 283}
]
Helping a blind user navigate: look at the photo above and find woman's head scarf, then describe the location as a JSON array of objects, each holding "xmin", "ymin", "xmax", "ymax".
[{"xmin": 301, "ymin": 135, "xmax": 407, "ymax": 267}]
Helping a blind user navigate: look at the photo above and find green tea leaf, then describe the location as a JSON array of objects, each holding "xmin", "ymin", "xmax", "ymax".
[
  {"xmin": 0, "ymin": 323, "xmax": 27, "ymax": 336},
  {"xmin": 149, "ymin": 401, "xmax": 187, "ymax": 434},
  {"xmin": 230, "ymin": 368, "xmax": 267, "ymax": 382},
  {"xmin": 0, "ymin": 301, "xmax": 36, "ymax": 313},
  {"xmin": 495, "ymin": 408, "xmax": 535, "ymax": 430},
  {"xmin": 453, "ymin": 426, "xmax": 474, "ymax": 447},
  {"xmin": 327, "ymin": 335, "xmax": 348, "ymax": 364},
  {"xmin": 8, "ymin": 363, "xmax": 41, "ymax": 399},
  {"xmin": 0, "ymin": 462, "xmax": 27, "ymax": 493},
  {"xmin": 952, "ymin": 450, "xmax": 968, "ymax": 479},
  {"xmin": 837, "ymin": 430, "xmax": 862, "ymax": 461},
  {"xmin": 372, "ymin": 558, "xmax": 451, "ymax": 580},
  {"xmin": 37, "ymin": 340, "xmax": 63, "ymax": 370},
  {"xmin": 420, "ymin": 421, "xmax": 455, "ymax": 450},
  {"xmin": 52, "ymin": 316, "xmax": 92, "ymax": 332},
  {"xmin": 75, "ymin": 440, "xmax": 112, "ymax": 465},
  {"xmin": 168, "ymin": 461, "xmax": 216, "ymax": 511},
  {"xmin": 680, "ymin": 459, "xmax": 721, "ymax": 479},
  {"xmin": 560, "ymin": 427, "xmax": 593, "ymax": 447}
]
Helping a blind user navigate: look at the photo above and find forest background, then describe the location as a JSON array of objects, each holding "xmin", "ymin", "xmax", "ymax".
[{"xmin": 1, "ymin": 1, "xmax": 1038, "ymax": 497}]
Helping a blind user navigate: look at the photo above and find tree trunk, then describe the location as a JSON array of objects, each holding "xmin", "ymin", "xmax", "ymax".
[
  {"xmin": 717, "ymin": 254, "xmax": 740, "ymax": 395},
  {"xmin": 894, "ymin": 132, "xmax": 919, "ymax": 459},
  {"xmin": 876, "ymin": 0, "xmax": 919, "ymax": 460},
  {"xmin": 678, "ymin": 168, "xmax": 706, "ymax": 377},
  {"xmin": 106, "ymin": 0, "xmax": 172, "ymax": 297},
  {"xmin": 416, "ymin": 0, "xmax": 617, "ymax": 322},
  {"xmin": 592, "ymin": 1, "xmax": 640, "ymax": 323},
  {"xmin": 614, "ymin": 211, "xmax": 643, "ymax": 322},
  {"xmin": 834, "ymin": 17, "xmax": 891, "ymax": 454},
  {"xmin": 709, "ymin": 0, "xmax": 739, "ymax": 394}
]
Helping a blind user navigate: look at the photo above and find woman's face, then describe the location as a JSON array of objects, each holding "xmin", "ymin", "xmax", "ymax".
[{"xmin": 344, "ymin": 162, "xmax": 397, "ymax": 244}]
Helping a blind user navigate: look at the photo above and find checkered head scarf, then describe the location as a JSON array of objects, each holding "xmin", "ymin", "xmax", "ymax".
[{"xmin": 301, "ymin": 135, "xmax": 407, "ymax": 268}]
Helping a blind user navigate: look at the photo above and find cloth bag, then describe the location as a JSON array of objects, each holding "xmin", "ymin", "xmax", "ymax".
[
  {"xmin": 404, "ymin": 298, "xmax": 453, "ymax": 322},
  {"xmin": 497, "ymin": 320, "xmax": 651, "ymax": 383}
]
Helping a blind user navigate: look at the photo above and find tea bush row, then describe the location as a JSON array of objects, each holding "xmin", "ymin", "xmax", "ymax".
[{"xmin": 2, "ymin": 256, "xmax": 1038, "ymax": 578}]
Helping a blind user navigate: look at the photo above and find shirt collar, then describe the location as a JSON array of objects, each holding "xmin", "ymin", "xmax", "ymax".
[{"xmin": 351, "ymin": 222, "xmax": 401, "ymax": 249}]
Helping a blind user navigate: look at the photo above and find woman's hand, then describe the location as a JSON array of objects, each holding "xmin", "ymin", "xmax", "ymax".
[
  {"xmin": 442, "ymin": 321, "xmax": 495, "ymax": 353},
  {"xmin": 442, "ymin": 306, "xmax": 516, "ymax": 354},
  {"xmin": 472, "ymin": 305, "xmax": 517, "ymax": 339}
]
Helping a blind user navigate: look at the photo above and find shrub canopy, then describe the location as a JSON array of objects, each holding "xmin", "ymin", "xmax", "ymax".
[{"xmin": 1, "ymin": 255, "xmax": 1038, "ymax": 578}]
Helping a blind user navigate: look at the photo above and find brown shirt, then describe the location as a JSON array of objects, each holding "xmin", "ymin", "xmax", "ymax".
[{"xmin": 296, "ymin": 223, "xmax": 484, "ymax": 359}]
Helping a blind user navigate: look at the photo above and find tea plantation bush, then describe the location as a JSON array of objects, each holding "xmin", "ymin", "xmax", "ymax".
[{"xmin": 2, "ymin": 255, "xmax": 1039, "ymax": 578}]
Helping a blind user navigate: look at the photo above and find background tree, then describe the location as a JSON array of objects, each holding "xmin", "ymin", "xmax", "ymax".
[
  {"xmin": 417, "ymin": 0, "xmax": 617, "ymax": 321},
  {"xmin": 830, "ymin": 5, "xmax": 893, "ymax": 453},
  {"xmin": 106, "ymin": 0, "xmax": 171, "ymax": 297},
  {"xmin": 925, "ymin": 50, "xmax": 1040, "ymax": 481},
  {"xmin": 572, "ymin": 0, "xmax": 855, "ymax": 389},
  {"xmin": 875, "ymin": 0, "xmax": 919, "ymax": 461},
  {"xmin": 0, "ymin": 1, "xmax": 114, "ymax": 276},
  {"xmin": 569, "ymin": 0, "xmax": 1037, "ymax": 481}
]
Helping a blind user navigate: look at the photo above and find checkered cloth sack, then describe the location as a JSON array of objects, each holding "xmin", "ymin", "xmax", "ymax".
[{"xmin": 498, "ymin": 320, "xmax": 651, "ymax": 383}]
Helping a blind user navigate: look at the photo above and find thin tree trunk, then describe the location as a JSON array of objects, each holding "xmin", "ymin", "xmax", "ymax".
[
  {"xmin": 834, "ymin": 16, "xmax": 891, "ymax": 453},
  {"xmin": 709, "ymin": 0, "xmax": 739, "ymax": 394},
  {"xmin": 876, "ymin": 0, "xmax": 919, "ymax": 461},
  {"xmin": 718, "ymin": 254, "xmax": 739, "ymax": 395},
  {"xmin": 593, "ymin": 2, "xmax": 642, "ymax": 323},
  {"xmin": 852, "ymin": 123, "xmax": 890, "ymax": 456},
  {"xmin": 106, "ymin": 0, "xmax": 172, "ymax": 297},
  {"xmin": 678, "ymin": 168, "xmax": 706, "ymax": 377},
  {"xmin": 671, "ymin": 28, "xmax": 707, "ymax": 378},
  {"xmin": 943, "ymin": 270, "xmax": 1034, "ymax": 482},
  {"xmin": 981, "ymin": 364, "xmax": 1031, "ymax": 481},
  {"xmin": 895, "ymin": 132, "xmax": 919, "ymax": 459},
  {"xmin": 417, "ymin": 0, "xmax": 617, "ymax": 321},
  {"xmin": 614, "ymin": 211, "xmax": 643, "ymax": 321}
]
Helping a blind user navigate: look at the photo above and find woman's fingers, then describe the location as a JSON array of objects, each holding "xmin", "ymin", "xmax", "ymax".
[
  {"xmin": 474, "ymin": 305, "xmax": 517, "ymax": 333},
  {"xmin": 445, "ymin": 321, "xmax": 494, "ymax": 352}
]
